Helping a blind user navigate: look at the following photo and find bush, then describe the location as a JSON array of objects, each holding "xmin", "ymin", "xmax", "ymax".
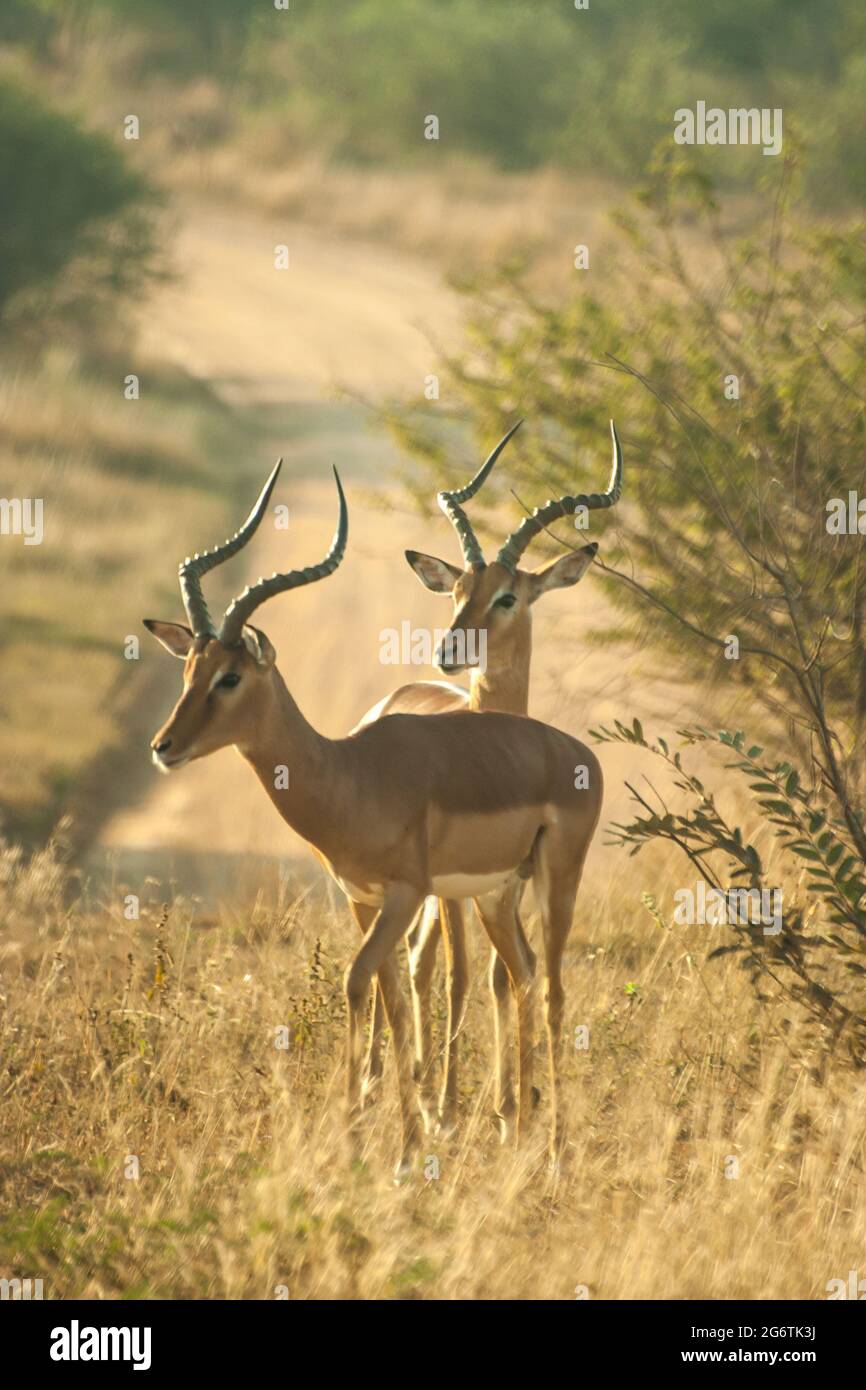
[
  {"xmin": 592, "ymin": 722, "xmax": 866, "ymax": 1049},
  {"xmin": 0, "ymin": 75, "xmax": 158, "ymax": 327}
]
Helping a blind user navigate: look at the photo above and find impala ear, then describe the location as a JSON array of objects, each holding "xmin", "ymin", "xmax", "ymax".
[
  {"xmin": 241, "ymin": 625, "xmax": 276, "ymax": 666},
  {"xmin": 405, "ymin": 549, "xmax": 463, "ymax": 594},
  {"xmin": 527, "ymin": 543, "xmax": 598, "ymax": 604},
  {"xmin": 143, "ymin": 619, "xmax": 194, "ymax": 658}
]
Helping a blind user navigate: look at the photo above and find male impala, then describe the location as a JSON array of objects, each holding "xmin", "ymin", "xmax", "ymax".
[
  {"xmin": 358, "ymin": 420, "xmax": 622, "ymax": 1137},
  {"xmin": 144, "ymin": 464, "xmax": 603, "ymax": 1168}
]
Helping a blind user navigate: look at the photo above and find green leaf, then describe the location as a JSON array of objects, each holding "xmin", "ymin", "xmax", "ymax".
[{"xmin": 834, "ymin": 856, "xmax": 859, "ymax": 883}]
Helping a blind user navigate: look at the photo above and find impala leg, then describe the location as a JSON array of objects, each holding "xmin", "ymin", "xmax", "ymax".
[
  {"xmin": 437, "ymin": 898, "xmax": 468, "ymax": 1133},
  {"xmin": 487, "ymin": 884, "xmax": 533, "ymax": 1142},
  {"xmin": 347, "ymin": 901, "xmax": 387, "ymax": 1107},
  {"xmin": 361, "ymin": 983, "xmax": 388, "ymax": 1107},
  {"xmin": 408, "ymin": 897, "xmax": 441, "ymax": 1133},
  {"xmin": 474, "ymin": 885, "xmax": 535, "ymax": 1146},
  {"xmin": 514, "ymin": 907, "xmax": 542, "ymax": 1110},
  {"xmin": 348, "ymin": 901, "xmax": 411, "ymax": 1114},
  {"xmin": 362, "ymin": 987, "xmax": 387, "ymax": 1105},
  {"xmin": 535, "ymin": 849, "xmax": 583, "ymax": 1165},
  {"xmin": 489, "ymin": 947, "xmax": 514, "ymax": 1136},
  {"xmin": 345, "ymin": 884, "xmax": 424, "ymax": 1175}
]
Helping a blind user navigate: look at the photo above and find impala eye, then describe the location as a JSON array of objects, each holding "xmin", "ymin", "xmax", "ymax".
[
  {"xmin": 217, "ymin": 672, "xmax": 241, "ymax": 689},
  {"xmin": 494, "ymin": 593, "xmax": 517, "ymax": 610}
]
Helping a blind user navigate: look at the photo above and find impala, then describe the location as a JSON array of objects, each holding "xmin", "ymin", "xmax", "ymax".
[
  {"xmin": 357, "ymin": 420, "xmax": 622, "ymax": 1137},
  {"xmin": 144, "ymin": 464, "xmax": 603, "ymax": 1167}
]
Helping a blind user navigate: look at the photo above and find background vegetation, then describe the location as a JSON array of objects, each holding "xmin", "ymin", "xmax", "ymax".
[
  {"xmin": 3, "ymin": 0, "xmax": 865, "ymax": 201},
  {"xmin": 0, "ymin": 18, "xmax": 252, "ymax": 841},
  {"xmin": 31, "ymin": 0, "xmax": 866, "ymax": 203}
]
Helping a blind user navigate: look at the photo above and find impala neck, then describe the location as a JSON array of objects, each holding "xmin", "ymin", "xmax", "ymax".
[
  {"xmin": 468, "ymin": 629, "xmax": 532, "ymax": 714},
  {"xmin": 234, "ymin": 667, "xmax": 341, "ymax": 845}
]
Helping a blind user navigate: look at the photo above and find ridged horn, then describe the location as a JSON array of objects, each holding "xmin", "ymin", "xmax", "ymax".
[
  {"xmin": 178, "ymin": 459, "xmax": 283, "ymax": 637},
  {"xmin": 437, "ymin": 419, "xmax": 523, "ymax": 567},
  {"xmin": 496, "ymin": 420, "xmax": 622, "ymax": 572},
  {"xmin": 219, "ymin": 467, "xmax": 348, "ymax": 645}
]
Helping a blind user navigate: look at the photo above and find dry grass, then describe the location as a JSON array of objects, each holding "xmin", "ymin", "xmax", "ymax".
[{"xmin": 1, "ymin": 833, "xmax": 863, "ymax": 1301}]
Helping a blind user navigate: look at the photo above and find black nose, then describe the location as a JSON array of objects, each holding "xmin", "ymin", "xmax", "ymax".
[{"xmin": 154, "ymin": 738, "xmax": 172, "ymax": 754}]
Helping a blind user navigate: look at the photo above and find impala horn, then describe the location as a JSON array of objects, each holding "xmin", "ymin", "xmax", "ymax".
[
  {"xmin": 176, "ymin": 460, "xmax": 349, "ymax": 645},
  {"xmin": 496, "ymin": 419, "xmax": 623, "ymax": 573},
  {"xmin": 437, "ymin": 419, "xmax": 523, "ymax": 568}
]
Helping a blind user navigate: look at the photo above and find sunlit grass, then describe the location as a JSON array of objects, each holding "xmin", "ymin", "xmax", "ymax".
[{"xmin": 1, "ymin": 838, "xmax": 863, "ymax": 1300}]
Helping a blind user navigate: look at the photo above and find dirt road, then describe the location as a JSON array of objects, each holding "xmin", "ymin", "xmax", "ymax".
[{"xmin": 97, "ymin": 199, "xmax": 697, "ymax": 899}]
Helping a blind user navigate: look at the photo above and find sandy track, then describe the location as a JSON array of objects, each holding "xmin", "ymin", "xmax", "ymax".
[{"xmin": 98, "ymin": 199, "xmax": 697, "ymax": 896}]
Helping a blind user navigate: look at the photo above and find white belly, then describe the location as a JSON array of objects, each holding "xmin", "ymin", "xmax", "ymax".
[
  {"xmin": 327, "ymin": 866, "xmax": 516, "ymax": 908},
  {"xmin": 431, "ymin": 869, "xmax": 516, "ymax": 898},
  {"xmin": 330, "ymin": 871, "xmax": 385, "ymax": 908}
]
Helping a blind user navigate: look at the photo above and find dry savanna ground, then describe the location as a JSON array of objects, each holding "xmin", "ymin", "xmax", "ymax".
[{"xmin": 2, "ymin": 831, "xmax": 865, "ymax": 1300}]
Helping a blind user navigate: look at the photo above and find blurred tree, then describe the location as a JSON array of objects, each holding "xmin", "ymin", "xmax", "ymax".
[
  {"xmin": 8, "ymin": 0, "xmax": 865, "ymax": 201},
  {"xmin": 85, "ymin": 0, "xmax": 256, "ymax": 72},
  {"xmin": 0, "ymin": 75, "xmax": 158, "ymax": 330},
  {"xmin": 0, "ymin": 0, "xmax": 54, "ymax": 46}
]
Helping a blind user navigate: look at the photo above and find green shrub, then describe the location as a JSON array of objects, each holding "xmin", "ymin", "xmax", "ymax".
[
  {"xmin": 0, "ymin": 75, "xmax": 157, "ymax": 327},
  {"xmin": 592, "ymin": 722, "xmax": 866, "ymax": 1046}
]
